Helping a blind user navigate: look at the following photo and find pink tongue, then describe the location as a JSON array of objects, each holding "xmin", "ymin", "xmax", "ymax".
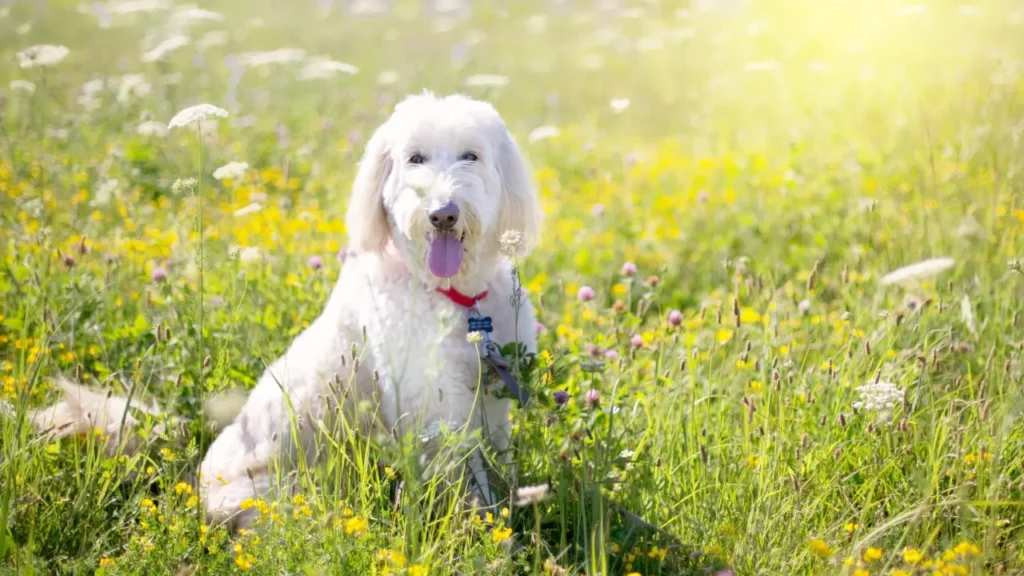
[{"xmin": 428, "ymin": 233, "xmax": 463, "ymax": 278}]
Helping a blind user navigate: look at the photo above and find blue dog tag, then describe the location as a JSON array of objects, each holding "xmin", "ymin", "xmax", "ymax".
[{"xmin": 468, "ymin": 316, "xmax": 493, "ymax": 333}]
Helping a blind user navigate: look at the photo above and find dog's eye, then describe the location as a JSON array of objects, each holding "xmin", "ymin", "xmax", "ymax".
[
  {"xmin": 408, "ymin": 153, "xmax": 426, "ymax": 165},
  {"xmin": 459, "ymin": 151, "xmax": 478, "ymax": 162}
]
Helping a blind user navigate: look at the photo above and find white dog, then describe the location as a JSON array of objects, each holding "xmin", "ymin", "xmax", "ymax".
[
  {"xmin": 18, "ymin": 92, "xmax": 542, "ymax": 530},
  {"xmin": 200, "ymin": 92, "xmax": 541, "ymax": 528}
]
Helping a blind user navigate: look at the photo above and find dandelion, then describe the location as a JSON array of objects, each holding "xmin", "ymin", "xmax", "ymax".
[
  {"xmin": 852, "ymin": 380, "xmax": 903, "ymax": 411},
  {"xmin": 809, "ymin": 538, "xmax": 834, "ymax": 558},
  {"xmin": 141, "ymin": 35, "xmax": 190, "ymax": 62},
  {"xmin": 343, "ymin": 516, "xmax": 368, "ymax": 535},
  {"xmin": 466, "ymin": 331, "xmax": 484, "ymax": 344},
  {"xmin": 499, "ymin": 230, "xmax": 525, "ymax": 256},
  {"xmin": 667, "ymin": 309, "xmax": 683, "ymax": 327},
  {"xmin": 880, "ymin": 258, "xmax": 954, "ymax": 286},
  {"xmin": 583, "ymin": 389, "xmax": 601, "ymax": 409},
  {"xmin": 151, "ymin": 266, "xmax": 167, "ymax": 282},
  {"xmin": 212, "ymin": 161, "xmax": 248, "ymax": 180},
  {"xmin": 553, "ymin": 390, "xmax": 569, "ymax": 406},
  {"xmin": 233, "ymin": 203, "xmax": 262, "ymax": 217},
  {"xmin": 620, "ymin": 261, "xmax": 637, "ymax": 276},
  {"xmin": 863, "ymin": 546, "xmax": 883, "ymax": 562},
  {"xmin": 903, "ymin": 548, "xmax": 923, "ymax": 564},
  {"xmin": 8, "ymin": 80, "xmax": 35, "ymax": 93},
  {"xmin": 515, "ymin": 483, "xmax": 549, "ymax": 506},
  {"xmin": 528, "ymin": 125, "xmax": 559, "ymax": 143},
  {"xmin": 464, "ymin": 74, "xmax": 509, "ymax": 87},
  {"xmin": 492, "ymin": 526, "xmax": 513, "ymax": 543},
  {"xmin": 610, "ymin": 97, "xmax": 631, "ymax": 113},
  {"xmin": 168, "ymin": 103, "xmax": 228, "ymax": 130},
  {"xmin": 577, "ymin": 286, "xmax": 595, "ymax": 302},
  {"xmin": 16, "ymin": 45, "xmax": 70, "ymax": 68}
]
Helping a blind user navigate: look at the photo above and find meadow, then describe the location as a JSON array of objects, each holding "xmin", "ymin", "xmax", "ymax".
[{"xmin": 2, "ymin": 0, "xmax": 1024, "ymax": 574}]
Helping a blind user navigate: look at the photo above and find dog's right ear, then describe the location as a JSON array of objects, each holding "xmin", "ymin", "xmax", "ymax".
[{"xmin": 345, "ymin": 121, "xmax": 393, "ymax": 253}]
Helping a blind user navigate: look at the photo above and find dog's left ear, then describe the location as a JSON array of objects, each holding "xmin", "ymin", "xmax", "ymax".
[{"xmin": 496, "ymin": 130, "xmax": 542, "ymax": 255}]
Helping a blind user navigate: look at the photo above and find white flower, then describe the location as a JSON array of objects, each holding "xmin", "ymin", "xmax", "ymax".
[
  {"xmin": 961, "ymin": 295, "xmax": 977, "ymax": 337},
  {"xmin": 466, "ymin": 331, "xmax": 484, "ymax": 344},
  {"xmin": 197, "ymin": 31, "xmax": 229, "ymax": 51},
  {"xmin": 499, "ymin": 230, "xmax": 525, "ymax": 256},
  {"xmin": 798, "ymin": 299, "xmax": 811, "ymax": 314},
  {"xmin": 8, "ymin": 80, "xmax": 35, "ymax": 93},
  {"xmin": 212, "ymin": 161, "xmax": 248, "ymax": 180},
  {"xmin": 464, "ymin": 74, "xmax": 509, "ymax": 87},
  {"xmin": 141, "ymin": 35, "xmax": 190, "ymax": 62},
  {"xmin": 168, "ymin": 103, "xmax": 228, "ymax": 129},
  {"xmin": 78, "ymin": 78, "xmax": 106, "ymax": 110},
  {"xmin": 116, "ymin": 74, "xmax": 151, "ymax": 103},
  {"xmin": 108, "ymin": 0, "xmax": 170, "ymax": 15},
  {"xmin": 852, "ymin": 380, "xmax": 903, "ymax": 412},
  {"xmin": 136, "ymin": 120, "xmax": 167, "ymax": 137},
  {"xmin": 239, "ymin": 48, "xmax": 305, "ymax": 68},
  {"xmin": 619, "ymin": 449, "xmax": 635, "ymax": 459},
  {"xmin": 16, "ymin": 45, "xmax": 70, "ymax": 68},
  {"xmin": 239, "ymin": 246, "xmax": 261, "ymax": 264},
  {"xmin": 880, "ymin": 258, "xmax": 954, "ymax": 286},
  {"xmin": 171, "ymin": 177, "xmax": 197, "ymax": 194},
  {"xmin": 377, "ymin": 69, "xmax": 400, "ymax": 85},
  {"xmin": 514, "ymin": 483, "xmax": 549, "ymax": 507},
  {"xmin": 298, "ymin": 58, "xmax": 358, "ymax": 80},
  {"xmin": 233, "ymin": 202, "xmax": 262, "ymax": 217},
  {"xmin": 170, "ymin": 7, "xmax": 223, "ymax": 25},
  {"xmin": 609, "ymin": 98, "xmax": 630, "ymax": 113},
  {"xmin": 528, "ymin": 125, "xmax": 559, "ymax": 143},
  {"xmin": 93, "ymin": 179, "xmax": 119, "ymax": 206}
]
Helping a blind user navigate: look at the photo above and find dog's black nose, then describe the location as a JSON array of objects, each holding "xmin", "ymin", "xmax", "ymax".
[{"xmin": 429, "ymin": 201, "xmax": 460, "ymax": 231}]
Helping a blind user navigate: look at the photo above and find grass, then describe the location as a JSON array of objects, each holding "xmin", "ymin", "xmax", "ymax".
[{"xmin": 2, "ymin": 0, "xmax": 1024, "ymax": 574}]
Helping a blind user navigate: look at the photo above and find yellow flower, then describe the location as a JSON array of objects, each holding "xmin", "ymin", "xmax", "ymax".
[
  {"xmin": 809, "ymin": 538, "xmax": 834, "ymax": 558},
  {"xmin": 500, "ymin": 507, "xmax": 509, "ymax": 519},
  {"xmin": 746, "ymin": 454, "xmax": 759, "ymax": 469},
  {"xmin": 292, "ymin": 493, "xmax": 306, "ymax": 506},
  {"xmin": 892, "ymin": 570, "xmax": 910, "ymax": 576},
  {"xmin": 492, "ymin": 526, "xmax": 513, "ymax": 543},
  {"xmin": 235, "ymin": 553, "xmax": 256, "ymax": 570},
  {"xmin": 903, "ymin": 548, "xmax": 923, "ymax": 564},
  {"xmin": 343, "ymin": 516, "xmax": 368, "ymax": 535},
  {"xmin": 951, "ymin": 541, "xmax": 980, "ymax": 557},
  {"xmin": 626, "ymin": 573, "xmax": 641, "ymax": 576},
  {"xmin": 853, "ymin": 570, "xmax": 869, "ymax": 576},
  {"xmin": 174, "ymin": 482, "xmax": 192, "ymax": 495},
  {"xmin": 160, "ymin": 447, "xmax": 176, "ymax": 461},
  {"xmin": 186, "ymin": 495, "xmax": 199, "ymax": 508},
  {"xmin": 98, "ymin": 557, "xmax": 116, "ymax": 568},
  {"xmin": 716, "ymin": 329, "xmax": 734, "ymax": 344},
  {"xmin": 844, "ymin": 522, "xmax": 859, "ymax": 534},
  {"xmin": 408, "ymin": 564, "xmax": 428, "ymax": 576},
  {"xmin": 239, "ymin": 498, "xmax": 256, "ymax": 510},
  {"xmin": 863, "ymin": 547, "xmax": 883, "ymax": 562}
]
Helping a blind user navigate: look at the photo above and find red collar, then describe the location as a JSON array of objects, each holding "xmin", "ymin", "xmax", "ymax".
[{"xmin": 436, "ymin": 286, "xmax": 488, "ymax": 308}]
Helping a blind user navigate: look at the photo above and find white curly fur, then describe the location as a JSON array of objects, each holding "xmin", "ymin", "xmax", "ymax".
[{"xmin": 197, "ymin": 92, "xmax": 542, "ymax": 528}]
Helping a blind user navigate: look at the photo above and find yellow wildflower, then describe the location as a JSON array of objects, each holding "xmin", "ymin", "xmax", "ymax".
[
  {"xmin": 492, "ymin": 526, "xmax": 513, "ymax": 543},
  {"xmin": 408, "ymin": 565, "xmax": 428, "ymax": 576},
  {"xmin": 343, "ymin": 516, "xmax": 368, "ymax": 535},
  {"xmin": 98, "ymin": 557, "xmax": 115, "ymax": 568},
  {"xmin": 809, "ymin": 538, "xmax": 834, "ymax": 558},
  {"xmin": 174, "ymin": 482, "xmax": 192, "ymax": 495},
  {"xmin": 903, "ymin": 548, "xmax": 923, "ymax": 564},
  {"xmin": 863, "ymin": 547, "xmax": 883, "ymax": 562}
]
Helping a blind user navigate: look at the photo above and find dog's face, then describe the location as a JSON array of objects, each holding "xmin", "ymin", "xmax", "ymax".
[{"xmin": 345, "ymin": 93, "xmax": 541, "ymax": 285}]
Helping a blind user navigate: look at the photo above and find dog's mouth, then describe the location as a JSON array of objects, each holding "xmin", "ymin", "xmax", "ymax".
[{"xmin": 427, "ymin": 230, "xmax": 465, "ymax": 278}]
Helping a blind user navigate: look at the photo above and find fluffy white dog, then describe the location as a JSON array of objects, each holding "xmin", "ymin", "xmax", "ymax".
[{"xmin": 198, "ymin": 92, "xmax": 542, "ymax": 528}]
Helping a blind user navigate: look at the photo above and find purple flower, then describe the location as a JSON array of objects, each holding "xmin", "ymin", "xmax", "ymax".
[
  {"xmin": 535, "ymin": 321, "xmax": 547, "ymax": 334},
  {"xmin": 577, "ymin": 286, "xmax": 595, "ymax": 302},
  {"xmin": 553, "ymin": 390, "xmax": 569, "ymax": 406},
  {"xmin": 604, "ymin": 349, "xmax": 620, "ymax": 360},
  {"xmin": 590, "ymin": 204, "xmax": 605, "ymax": 217},
  {"xmin": 697, "ymin": 190, "xmax": 710, "ymax": 204},
  {"xmin": 586, "ymin": 343, "xmax": 602, "ymax": 357},
  {"xmin": 151, "ymin": 266, "xmax": 167, "ymax": 282},
  {"xmin": 620, "ymin": 261, "xmax": 637, "ymax": 277},
  {"xmin": 584, "ymin": 389, "xmax": 601, "ymax": 409},
  {"xmin": 307, "ymin": 255, "xmax": 323, "ymax": 270},
  {"xmin": 630, "ymin": 334, "xmax": 644, "ymax": 349},
  {"xmin": 668, "ymin": 309, "xmax": 683, "ymax": 327},
  {"xmin": 337, "ymin": 248, "xmax": 348, "ymax": 263}
]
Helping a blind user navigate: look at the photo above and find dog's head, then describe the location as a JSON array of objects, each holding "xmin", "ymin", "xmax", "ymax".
[{"xmin": 345, "ymin": 92, "xmax": 541, "ymax": 287}]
